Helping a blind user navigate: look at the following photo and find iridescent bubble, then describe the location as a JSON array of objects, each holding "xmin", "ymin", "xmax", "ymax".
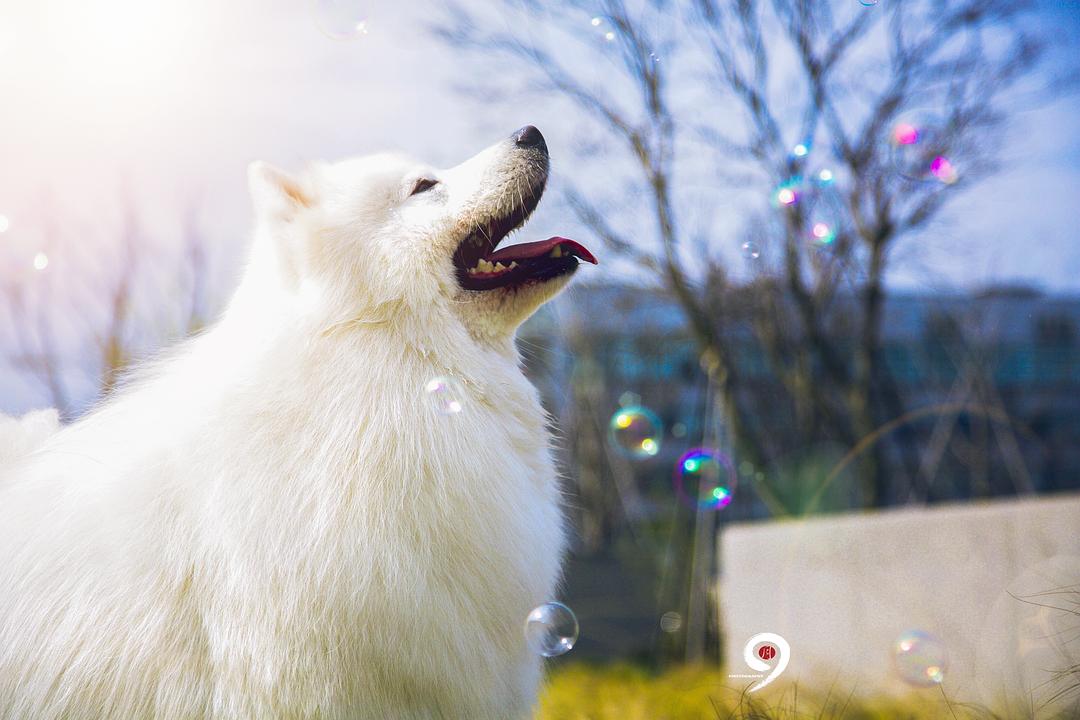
[
  {"xmin": 888, "ymin": 114, "xmax": 955, "ymax": 184},
  {"xmin": 671, "ymin": 422, "xmax": 687, "ymax": 438},
  {"xmin": 792, "ymin": 143, "xmax": 809, "ymax": 158},
  {"xmin": 772, "ymin": 177, "xmax": 803, "ymax": 208},
  {"xmin": 804, "ymin": 179, "xmax": 843, "ymax": 247},
  {"xmin": 930, "ymin": 156, "xmax": 958, "ymax": 184},
  {"xmin": 32, "ymin": 252, "xmax": 49, "ymax": 271},
  {"xmin": 660, "ymin": 611, "xmax": 683, "ymax": 633},
  {"xmin": 618, "ymin": 391, "xmax": 641, "ymax": 408},
  {"xmin": 811, "ymin": 221, "xmax": 836, "ymax": 245},
  {"xmin": 313, "ymin": 0, "xmax": 369, "ymax": 40},
  {"xmin": 0, "ymin": 214, "xmax": 9, "ymax": 233},
  {"xmin": 741, "ymin": 241, "xmax": 761, "ymax": 260},
  {"xmin": 816, "ymin": 168, "xmax": 834, "ymax": 185},
  {"xmin": 859, "ymin": 0, "xmax": 879, "ymax": 6},
  {"xmin": 609, "ymin": 406, "xmax": 662, "ymax": 458},
  {"xmin": 424, "ymin": 376, "xmax": 464, "ymax": 415},
  {"xmin": 893, "ymin": 630, "xmax": 947, "ymax": 687},
  {"xmin": 524, "ymin": 602, "xmax": 578, "ymax": 657},
  {"xmin": 674, "ymin": 448, "xmax": 736, "ymax": 510},
  {"xmin": 590, "ymin": 15, "xmax": 617, "ymax": 42},
  {"xmin": 893, "ymin": 122, "xmax": 919, "ymax": 145}
]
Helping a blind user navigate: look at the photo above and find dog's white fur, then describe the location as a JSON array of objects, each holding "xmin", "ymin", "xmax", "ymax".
[{"xmin": 0, "ymin": 134, "xmax": 576, "ymax": 718}]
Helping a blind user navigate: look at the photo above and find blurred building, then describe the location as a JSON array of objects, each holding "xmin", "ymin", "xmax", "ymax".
[
  {"xmin": 518, "ymin": 282, "xmax": 1080, "ymax": 663},
  {"xmin": 522, "ymin": 283, "xmax": 1080, "ymax": 527}
]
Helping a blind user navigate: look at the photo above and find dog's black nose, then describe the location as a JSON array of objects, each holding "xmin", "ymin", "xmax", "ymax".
[{"xmin": 513, "ymin": 125, "xmax": 547, "ymax": 151}]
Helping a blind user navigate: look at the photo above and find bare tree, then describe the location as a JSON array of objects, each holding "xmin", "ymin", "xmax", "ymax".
[
  {"xmin": 1, "ymin": 193, "xmax": 214, "ymax": 418},
  {"xmin": 437, "ymin": 0, "xmax": 1048, "ymax": 508}
]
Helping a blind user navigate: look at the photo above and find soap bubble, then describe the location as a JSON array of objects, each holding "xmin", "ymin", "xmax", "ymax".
[
  {"xmin": 807, "ymin": 196, "xmax": 841, "ymax": 247},
  {"xmin": 811, "ymin": 221, "xmax": 836, "ymax": 245},
  {"xmin": 741, "ymin": 241, "xmax": 761, "ymax": 260},
  {"xmin": 525, "ymin": 602, "xmax": 578, "ymax": 657},
  {"xmin": 816, "ymin": 168, "xmax": 834, "ymax": 185},
  {"xmin": 609, "ymin": 405, "xmax": 662, "ymax": 458},
  {"xmin": 313, "ymin": 0, "xmax": 369, "ymax": 40},
  {"xmin": 772, "ymin": 177, "xmax": 803, "ymax": 208},
  {"xmin": 791, "ymin": 142, "xmax": 810, "ymax": 158},
  {"xmin": 32, "ymin": 252, "xmax": 49, "ymax": 271},
  {"xmin": 888, "ymin": 114, "xmax": 957, "ymax": 184},
  {"xmin": 893, "ymin": 630, "xmax": 947, "ymax": 687},
  {"xmin": 859, "ymin": 0, "xmax": 879, "ymax": 5},
  {"xmin": 589, "ymin": 15, "xmax": 616, "ymax": 42},
  {"xmin": 930, "ymin": 155, "xmax": 958, "ymax": 184},
  {"xmin": 424, "ymin": 376, "xmax": 465, "ymax": 415},
  {"xmin": 660, "ymin": 611, "xmax": 683, "ymax": 633},
  {"xmin": 0, "ymin": 214, "xmax": 9, "ymax": 233},
  {"xmin": 674, "ymin": 448, "xmax": 736, "ymax": 510}
]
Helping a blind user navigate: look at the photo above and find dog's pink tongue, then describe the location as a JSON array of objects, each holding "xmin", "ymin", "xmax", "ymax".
[{"xmin": 486, "ymin": 237, "xmax": 598, "ymax": 264}]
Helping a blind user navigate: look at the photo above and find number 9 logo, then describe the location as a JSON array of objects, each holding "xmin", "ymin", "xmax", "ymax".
[{"xmin": 743, "ymin": 632, "xmax": 790, "ymax": 692}]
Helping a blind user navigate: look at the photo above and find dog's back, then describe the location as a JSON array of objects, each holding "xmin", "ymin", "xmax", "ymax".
[{"xmin": 0, "ymin": 409, "xmax": 59, "ymax": 470}]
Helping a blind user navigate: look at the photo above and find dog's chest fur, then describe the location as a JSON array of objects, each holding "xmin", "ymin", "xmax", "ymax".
[{"xmin": 0, "ymin": 319, "xmax": 565, "ymax": 719}]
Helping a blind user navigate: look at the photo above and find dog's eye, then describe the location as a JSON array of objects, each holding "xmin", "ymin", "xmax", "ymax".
[{"xmin": 410, "ymin": 178, "xmax": 439, "ymax": 196}]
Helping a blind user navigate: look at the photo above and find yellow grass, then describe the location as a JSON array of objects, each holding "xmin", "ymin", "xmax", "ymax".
[{"xmin": 534, "ymin": 663, "xmax": 997, "ymax": 720}]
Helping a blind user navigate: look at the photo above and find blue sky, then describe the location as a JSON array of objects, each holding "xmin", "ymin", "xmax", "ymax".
[{"xmin": 0, "ymin": 0, "xmax": 1078, "ymax": 296}]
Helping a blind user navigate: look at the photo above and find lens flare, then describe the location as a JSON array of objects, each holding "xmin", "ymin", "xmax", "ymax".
[
  {"xmin": 674, "ymin": 448, "xmax": 736, "ymax": 510},
  {"xmin": 893, "ymin": 630, "xmax": 947, "ymax": 687},
  {"xmin": 609, "ymin": 406, "xmax": 662, "ymax": 458},
  {"xmin": 524, "ymin": 602, "xmax": 578, "ymax": 657}
]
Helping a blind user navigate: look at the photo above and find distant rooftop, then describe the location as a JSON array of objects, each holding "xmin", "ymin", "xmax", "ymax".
[{"xmin": 530, "ymin": 283, "xmax": 1080, "ymax": 346}]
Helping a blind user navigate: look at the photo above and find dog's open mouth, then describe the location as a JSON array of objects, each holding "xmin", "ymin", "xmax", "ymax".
[{"xmin": 452, "ymin": 195, "xmax": 597, "ymax": 292}]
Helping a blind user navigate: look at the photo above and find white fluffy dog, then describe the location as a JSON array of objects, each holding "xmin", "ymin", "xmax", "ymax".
[{"xmin": 0, "ymin": 126, "xmax": 596, "ymax": 719}]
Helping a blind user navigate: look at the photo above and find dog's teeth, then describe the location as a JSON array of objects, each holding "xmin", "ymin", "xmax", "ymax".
[
  {"xmin": 550, "ymin": 246, "xmax": 563, "ymax": 258},
  {"xmin": 494, "ymin": 262, "xmax": 507, "ymax": 272},
  {"xmin": 509, "ymin": 261, "xmax": 518, "ymax": 269}
]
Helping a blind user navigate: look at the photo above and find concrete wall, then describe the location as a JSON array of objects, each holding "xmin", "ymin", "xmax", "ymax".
[{"xmin": 720, "ymin": 493, "xmax": 1080, "ymax": 717}]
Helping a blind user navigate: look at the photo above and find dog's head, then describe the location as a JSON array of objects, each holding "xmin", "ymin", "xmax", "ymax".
[{"xmin": 246, "ymin": 126, "xmax": 596, "ymax": 340}]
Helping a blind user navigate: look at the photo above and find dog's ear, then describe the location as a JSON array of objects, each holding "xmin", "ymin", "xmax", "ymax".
[{"xmin": 248, "ymin": 161, "xmax": 312, "ymax": 222}]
